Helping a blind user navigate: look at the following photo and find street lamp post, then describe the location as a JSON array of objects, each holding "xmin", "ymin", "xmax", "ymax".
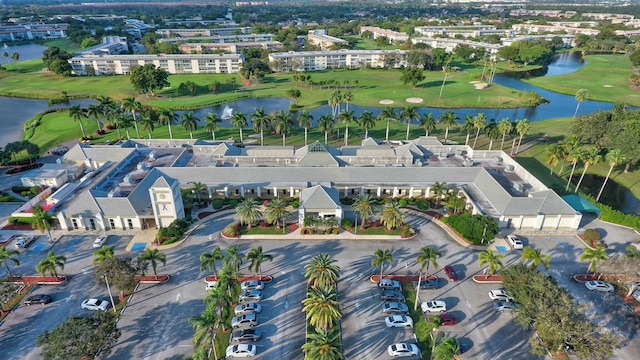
[{"xmin": 103, "ymin": 274, "xmax": 117, "ymax": 312}]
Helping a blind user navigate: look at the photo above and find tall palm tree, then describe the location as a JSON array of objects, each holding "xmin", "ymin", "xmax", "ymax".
[
  {"xmin": 235, "ymin": 198, "xmax": 262, "ymax": 230},
  {"xmin": 472, "ymin": 113, "xmax": 487, "ymax": 149},
  {"xmin": 353, "ymin": 194, "xmax": 376, "ymax": 230},
  {"xmin": 546, "ymin": 144, "xmax": 563, "ymax": 176},
  {"xmin": 68, "ymin": 105, "xmax": 87, "ymax": 138},
  {"xmin": 139, "ymin": 112, "xmax": 155, "ymax": 139},
  {"xmin": 378, "ymin": 106, "xmax": 398, "ymax": 143},
  {"xmin": 439, "ymin": 111, "xmax": 458, "ymax": 143},
  {"xmin": 560, "ymin": 135, "xmax": 581, "ymax": 177},
  {"xmin": 203, "ymin": 112, "xmax": 221, "ymax": 141},
  {"xmin": 297, "ymin": 110, "xmax": 314, "ymax": 146},
  {"xmin": 246, "ymin": 246, "xmax": 273, "ymax": 279},
  {"xmin": 380, "ymin": 201, "xmax": 405, "ymax": 230},
  {"xmin": 318, "ymin": 115, "xmax": 334, "ymax": 144},
  {"xmin": 566, "ymin": 146, "xmax": 585, "ymax": 192},
  {"xmin": 36, "ymin": 251, "xmax": 67, "ymax": 280},
  {"xmin": 431, "ymin": 181, "xmax": 448, "ymax": 207},
  {"xmin": 478, "ymin": 248, "xmax": 504, "ymax": 277},
  {"xmin": 191, "ymin": 181, "xmax": 208, "ymax": 206},
  {"xmin": 114, "ymin": 112, "xmax": 132, "ymax": 139},
  {"xmin": 86, "ymin": 104, "xmax": 103, "ymax": 132},
  {"xmin": 432, "ymin": 337, "xmax": 461, "ymax": 360},
  {"xmin": 358, "ymin": 111, "xmax": 377, "ymax": 139},
  {"xmin": 273, "ymin": 110, "xmax": 293, "ymax": 146},
  {"xmin": 139, "ymin": 248, "xmax": 167, "ymax": 279},
  {"xmin": 579, "ymin": 245, "xmax": 608, "ymax": 273},
  {"xmin": 231, "ymin": 112, "xmax": 248, "ymax": 143},
  {"xmin": 251, "ymin": 107, "xmax": 270, "ymax": 146},
  {"xmin": 439, "ymin": 57, "xmax": 453, "ymax": 98},
  {"xmin": 31, "ymin": 205, "xmax": 55, "ymax": 242},
  {"xmin": 497, "ymin": 117, "xmax": 512, "ymax": 151},
  {"xmin": 0, "ymin": 246, "xmax": 20, "ymax": 279},
  {"xmin": 200, "ymin": 247, "xmax": 224, "ymax": 275},
  {"xmin": 514, "ymin": 118, "xmax": 531, "ymax": 155},
  {"xmin": 372, "ymin": 249, "xmax": 394, "ymax": 280},
  {"xmin": 597, "ymin": 149, "xmax": 626, "ymax": 201},
  {"xmin": 574, "ymin": 88, "xmax": 588, "ymax": 118},
  {"xmin": 301, "ymin": 326, "xmax": 343, "ymax": 360},
  {"xmin": 419, "ymin": 112, "xmax": 438, "ymax": 137},
  {"xmin": 304, "ymin": 253, "xmax": 340, "ymax": 289},
  {"xmin": 181, "ymin": 111, "xmax": 199, "ymax": 139},
  {"xmin": 342, "ymin": 90, "xmax": 353, "ymax": 111},
  {"xmin": 224, "ymin": 245, "xmax": 244, "ymax": 274},
  {"xmin": 520, "ymin": 246, "xmax": 551, "ymax": 270},
  {"xmin": 415, "ymin": 246, "xmax": 441, "ymax": 310},
  {"xmin": 328, "ymin": 91, "xmax": 342, "ymax": 119},
  {"xmin": 574, "ymin": 147, "xmax": 602, "ymax": 193},
  {"xmin": 485, "ymin": 119, "xmax": 501, "ymax": 150},
  {"xmin": 301, "ymin": 286, "xmax": 342, "ymax": 331},
  {"xmin": 189, "ymin": 306, "xmax": 219, "ymax": 360},
  {"xmin": 338, "ymin": 109, "xmax": 355, "ymax": 146},
  {"xmin": 93, "ymin": 245, "xmax": 115, "ymax": 265},
  {"xmin": 122, "ymin": 97, "xmax": 142, "ymax": 138},
  {"xmin": 461, "ymin": 115, "xmax": 475, "ymax": 146},
  {"xmin": 157, "ymin": 108, "xmax": 178, "ymax": 140},
  {"xmin": 264, "ymin": 198, "xmax": 290, "ymax": 230},
  {"xmin": 400, "ymin": 106, "xmax": 419, "ymax": 141}
]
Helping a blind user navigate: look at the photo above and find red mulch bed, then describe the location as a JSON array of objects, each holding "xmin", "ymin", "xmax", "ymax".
[
  {"xmin": 205, "ymin": 275, "xmax": 273, "ymax": 283},
  {"xmin": 13, "ymin": 275, "xmax": 68, "ymax": 285},
  {"xmin": 135, "ymin": 275, "xmax": 170, "ymax": 283},
  {"xmin": 472, "ymin": 275, "xmax": 504, "ymax": 283},
  {"xmin": 1, "ymin": 224, "xmax": 33, "ymax": 231},
  {"xmin": 369, "ymin": 274, "xmax": 437, "ymax": 283}
]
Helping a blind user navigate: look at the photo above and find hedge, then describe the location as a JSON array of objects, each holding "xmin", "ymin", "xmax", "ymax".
[
  {"xmin": 581, "ymin": 193, "xmax": 640, "ymax": 231},
  {"xmin": 442, "ymin": 214, "xmax": 499, "ymax": 245}
]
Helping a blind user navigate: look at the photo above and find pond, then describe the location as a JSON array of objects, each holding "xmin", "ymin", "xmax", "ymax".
[
  {"xmin": 1, "ymin": 43, "xmax": 48, "ymax": 61},
  {"xmin": 570, "ymin": 174, "xmax": 640, "ymax": 216}
]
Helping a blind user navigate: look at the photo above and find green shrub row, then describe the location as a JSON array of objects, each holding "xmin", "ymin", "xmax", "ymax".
[
  {"xmin": 582, "ymin": 193, "xmax": 640, "ymax": 231},
  {"xmin": 157, "ymin": 218, "xmax": 189, "ymax": 245},
  {"xmin": 8, "ymin": 217, "xmax": 36, "ymax": 225},
  {"xmin": 442, "ymin": 214, "xmax": 499, "ymax": 244}
]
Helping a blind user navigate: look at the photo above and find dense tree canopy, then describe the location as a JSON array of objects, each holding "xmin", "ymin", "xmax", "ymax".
[{"xmin": 129, "ymin": 64, "xmax": 170, "ymax": 96}]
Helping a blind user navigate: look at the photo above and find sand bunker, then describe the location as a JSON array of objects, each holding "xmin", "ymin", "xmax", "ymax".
[
  {"xmin": 379, "ymin": 99, "xmax": 394, "ymax": 105},
  {"xmin": 469, "ymin": 81, "xmax": 481, "ymax": 84},
  {"xmin": 406, "ymin": 97, "xmax": 424, "ymax": 103},
  {"xmin": 474, "ymin": 82, "xmax": 488, "ymax": 90},
  {"xmin": 603, "ymin": 85, "xmax": 613, "ymax": 88}
]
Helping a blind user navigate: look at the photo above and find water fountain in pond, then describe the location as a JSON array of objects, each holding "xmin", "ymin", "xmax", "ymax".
[{"xmin": 221, "ymin": 105, "xmax": 233, "ymax": 120}]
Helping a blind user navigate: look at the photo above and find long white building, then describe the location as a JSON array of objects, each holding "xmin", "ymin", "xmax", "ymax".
[{"xmin": 268, "ymin": 49, "xmax": 406, "ymax": 72}]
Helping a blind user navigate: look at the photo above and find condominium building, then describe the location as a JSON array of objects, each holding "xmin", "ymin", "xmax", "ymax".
[
  {"xmin": 502, "ymin": 35, "xmax": 577, "ymax": 48},
  {"xmin": 179, "ymin": 41, "xmax": 283, "ymax": 54},
  {"xmin": 155, "ymin": 27, "xmax": 252, "ymax": 38},
  {"xmin": 268, "ymin": 49, "xmax": 406, "ymax": 72},
  {"xmin": 74, "ymin": 36, "xmax": 129, "ymax": 56},
  {"xmin": 411, "ymin": 37, "xmax": 501, "ymax": 55},
  {"xmin": 0, "ymin": 22, "xmax": 68, "ymax": 42},
  {"xmin": 158, "ymin": 34, "xmax": 274, "ymax": 44},
  {"xmin": 360, "ymin": 26, "xmax": 409, "ymax": 43},
  {"xmin": 307, "ymin": 29, "xmax": 348, "ymax": 50},
  {"xmin": 511, "ymin": 24, "xmax": 600, "ymax": 36},
  {"xmin": 414, "ymin": 25, "xmax": 512, "ymax": 39}
]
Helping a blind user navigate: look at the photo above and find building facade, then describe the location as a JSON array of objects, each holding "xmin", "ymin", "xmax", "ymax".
[{"xmin": 268, "ymin": 49, "xmax": 407, "ymax": 72}]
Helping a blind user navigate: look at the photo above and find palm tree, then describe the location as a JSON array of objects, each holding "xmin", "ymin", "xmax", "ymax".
[
  {"xmin": 415, "ymin": 246, "xmax": 441, "ymax": 310},
  {"xmin": 546, "ymin": 143, "xmax": 563, "ymax": 176},
  {"xmin": 301, "ymin": 326, "xmax": 343, "ymax": 360},
  {"xmin": 514, "ymin": 118, "xmax": 531, "ymax": 155},
  {"xmin": 68, "ymin": 105, "xmax": 87, "ymax": 138},
  {"xmin": 400, "ymin": 106, "xmax": 419, "ymax": 141},
  {"xmin": 574, "ymin": 88, "xmax": 588, "ymax": 118},
  {"xmin": 439, "ymin": 57, "xmax": 453, "ymax": 98},
  {"xmin": 36, "ymin": 251, "xmax": 67, "ymax": 280},
  {"xmin": 485, "ymin": 119, "xmax": 500, "ymax": 150},
  {"xmin": 343, "ymin": 90, "xmax": 353, "ymax": 111},
  {"xmin": 419, "ymin": 112, "xmax": 438, "ymax": 137},
  {"xmin": 191, "ymin": 181, "xmax": 208, "ymax": 206},
  {"xmin": 558, "ymin": 135, "xmax": 581, "ymax": 176},
  {"xmin": 372, "ymin": 249, "xmax": 393, "ymax": 280},
  {"xmin": 139, "ymin": 248, "xmax": 166, "ymax": 279},
  {"xmin": 379, "ymin": 106, "xmax": 398, "ymax": 143},
  {"xmin": 439, "ymin": 111, "xmax": 458, "ymax": 143},
  {"xmin": 251, "ymin": 107, "xmax": 270, "ymax": 146},
  {"xmin": 181, "ymin": 111, "xmax": 199, "ymax": 139},
  {"xmin": 189, "ymin": 307, "xmax": 219, "ymax": 359},
  {"xmin": 224, "ymin": 245, "xmax": 244, "ymax": 273},
  {"xmin": 114, "ymin": 112, "xmax": 132, "ymax": 139},
  {"xmin": 139, "ymin": 112, "xmax": 155, "ymax": 139},
  {"xmin": 235, "ymin": 198, "xmax": 262, "ymax": 229},
  {"xmin": 461, "ymin": 115, "xmax": 475, "ymax": 146},
  {"xmin": 264, "ymin": 198, "xmax": 290, "ymax": 230},
  {"xmin": 157, "ymin": 108, "xmax": 178, "ymax": 140},
  {"xmin": 86, "ymin": 104, "xmax": 103, "ymax": 132},
  {"xmin": 297, "ymin": 110, "xmax": 314, "ymax": 146},
  {"xmin": 318, "ymin": 114, "xmax": 334, "ymax": 144},
  {"xmin": 478, "ymin": 249, "xmax": 504, "ymax": 277},
  {"xmin": 304, "ymin": 253, "xmax": 340, "ymax": 289},
  {"xmin": 431, "ymin": 181, "xmax": 448, "ymax": 207},
  {"xmin": 246, "ymin": 246, "xmax": 273, "ymax": 279},
  {"xmin": 579, "ymin": 245, "xmax": 608, "ymax": 273},
  {"xmin": 273, "ymin": 110, "xmax": 293, "ymax": 146},
  {"xmin": 566, "ymin": 146, "xmax": 585, "ymax": 192},
  {"xmin": 122, "ymin": 97, "xmax": 142, "ymax": 138},
  {"xmin": 93, "ymin": 245, "xmax": 115, "ymax": 265},
  {"xmin": 432, "ymin": 337, "xmax": 461, "ymax": 360},
  {"xmin": 200, "ymin": 247, "xmax": 224, "ymax": 275},
  {"xmin": 232, "ymin": 112, "xmax": 248, "ymax": 143},
  {"xmin": 31, "ymin": 205, "xmax": 55, "ymax": 242},
  {"xmin": 0, "ymin": 246, "xmax": 20, "ymax": 279},
  {"xmin": 574, "ymin": 147, "xmax": 602, "ymax": 193},
  {"xmin": 380, "ymin": 201, "xmax": 405, "ymax": 230},
  {"xmin": 597, "ymin": 149, "xmax": 626, "ymax": 201},
  {"xmin": 358, "ymin": 111, "xmax": 377, "ymax": 139},
  {"xmin": 497, "ymin": 117, "xmax": 512, "ymax": 151},
  {"xmin": 520, "ymin": 246, "xmax": 551, "ymax": 270},
  {"xmin": 338, "ymin": 109, "xmax": 355, "ymax": 146},
  {"xmin": 328, "ymin": 91, "xmax": 342, "ymax": 119},
  {"xmin": 353, "ymin": 194, "xmax": 376, "ymax": 230},
  {"xmin": 472, "ymin": 113, "xmax": 487, "ymax": 149},
  {"xmin": 203, "ymin": 112, "xmax": 221, "ymax": 141},
  {"xmin": 301, "ymin": 286, "xmax": 342, "ymax": 331}
]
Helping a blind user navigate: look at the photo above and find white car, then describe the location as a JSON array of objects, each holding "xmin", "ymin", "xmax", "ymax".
[
  {"xmin": 382, "ymin": 302, "xmax": 409, "ymax": 314},
  {"xmin": 81, "ymin": 298, "xmax": 109, "ymax": 311},
  {"xmin": 14, "ymin": 236, "xmax": 36, "ymax": 249},
  {"xmin": 239, "ymin": 290, "xmax": 263, "ymax": 303},
  {"xmin": 378, "ymin": 279, "xmax": 402, "ymax": 290},
  {"xmin": 421, "ymin": 300, "xmax": 447, "ymax": 313},
  {"xmin": 93, "ymin": 234, "xmax": 108, "ymax": 248},
  {"xmin": 387, "ymin": 342, "xmax": 421, "ymax": 358},
  {"xmin": 231, "ymin": 313, "xmax": 258, "ymax": 329},
  {"xmin": 225, "ymin": 344, "xmax": 257, "ymax": 358},
  {"xmin": 505, "ymin": 235, "xmax": 523, "ymax": 249},
  {"xmin": 385, "ymin": 315, "xmax": 414, "ymax": 328},
  {"xmin": 632, "ymin": 290, "xmax": 640, "ymax": 302},
  {"xmin": 234, "ymin": 303, "xmax": 262, "ymax": 315},
  {"xmin": 489, "ymin": 289, "xmax": 514, "ymax": 302},
  {"xmin": 240, "ymin": 280, "xmax": 264, "ymax": 291},
  {"xmin": 585, "ymin": 280, "xmax": 614, "ymax": 293}
]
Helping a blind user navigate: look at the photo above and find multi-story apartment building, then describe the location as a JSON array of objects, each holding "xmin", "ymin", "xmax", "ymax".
[
  {"xmin": 359, "ymin": 26, "xmax": 409, "ymax": 43},
  {"xmin": 178, "ymin": 41, "xmax": 282, "ymax": 54},
  {"xmin": 155, "ymin": 27, "xmax": 251, "ymax": 38},
  {"xmin": 268, "ymin": 49, "xmax": 406, "ymax": 72},
  {"xmin": 0, "ymin": 22, "xmax": 68, "ymax": 42},
  {"xmin": 158, "ymin": 34, "xmax": 274, "ymax": 44},
  {"xmin": 511, "ymin": 24, "xmax": 600, "ymax": 36},
  {"xmin": 502, "ymin": 35, "xmax": 577, "ymax": 47},
  {"xmin": 74, "ymin": 36, "xmax": 129, "ymax": 56},
  {"xmin": 307, "ymin": 29, "xmax": 348, "ymax": 50},
  {"xmin": 411, "ymin": 37, "xmax": 501, "ymax": 56},
  {"xmin": 68, "ymin": 54, "xmax": 243, "ymax": 75},
  {"xmin": 414, "ymin": 25, "xmax": 512, "ymax": 39}
]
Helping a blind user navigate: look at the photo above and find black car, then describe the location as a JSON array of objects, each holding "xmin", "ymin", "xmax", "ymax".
[
  {"xmin": 230, "ymin": 329, "xmax": 262, "ymax": 343},
  {"xmin": 24, "ymin": 294, "xmax": 52, "ymax": 305}
]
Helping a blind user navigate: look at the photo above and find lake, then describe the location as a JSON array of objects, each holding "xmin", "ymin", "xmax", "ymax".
[{"xmin": 1, "ymin": 43, "xmax": 48, "ymax": 61}]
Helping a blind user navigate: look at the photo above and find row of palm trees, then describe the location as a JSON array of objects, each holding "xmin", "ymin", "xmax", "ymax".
[
  {"xmin": 351, "ymin": 196, "xmax": 407, "ymax": 231},
  {"xmin": 93, "ymin": 245, "xmax": 167, "ymax": 279},
  {"xmin": 546, "ymin": 136, "xmax": 627, "ymax": 200},
  {"xmin": 0, "ymin": 246, "xmax": 66, "ymax": 280},
  {"xmin": 235, "ymin": 198, "xmax": 291, "ymax": 230}
]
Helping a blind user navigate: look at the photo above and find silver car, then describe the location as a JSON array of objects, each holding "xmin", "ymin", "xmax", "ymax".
[
  {"xmin": 239, "ymin": 290, "xmax": 263, "ymax": 303},
  {"xmin": 234, "ymin": 303, "xmax": 262, "ymax": 315},
  {"xmin": 494, "ymin": 301, "xmax": 518, "ymax": 313},
  {"xmin": 231, "ymin": 313, "xmax": 258, "ymax": 329},
  {"xmin": 380, "ymin": 290, "xmax": 405, "ymax": 302},
  {"xmin": 382, "ymin": 302, "xmax": 409, "ymax": 314}
]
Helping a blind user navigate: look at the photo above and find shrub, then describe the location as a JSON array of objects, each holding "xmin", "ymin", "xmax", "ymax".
[
  {"xmin": 223, "ymin": 224, "xmax": 237, "ymax": 237},
  {"xmin": 290, "ymin": 199, "xmax": 299, "ymax": 208},
  {"xmin": 583, "ymin": 229, "xmax": 601, "ymax": 243},
  {"xmin": 300, "ymin": 227, "xmax": 313, "ymax": 235},
  {"xmin": 342, "ymin": 218, "xmax": 354, "ymax": 229},
  {"xmin": 156, "ymin": 218, "xmax": 189, "ymax": 245},
  {"xmin": 445, "ymin": 214, "xmax": 499, "ymax": 245},
  {"xmin": 398, "ymin": 199, "xmax": 408, "ymax": 207},
  {"xmin": 211, "ymin": 199, "xmax": 224, "ymax": 209},
  {"xmin": 401, "ymin": 225, "xmax": 415, "ymax": 238},
  {"xmin": 229, "ymin": 199, "xmax": 239, "ymax": 207},
  {"xmin": 331, "ymin": 228, "xmax": 339, "ymax": 235}
]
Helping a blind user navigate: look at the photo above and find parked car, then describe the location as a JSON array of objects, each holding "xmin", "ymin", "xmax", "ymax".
[
  {"xmin": 382, "ymin": 302, "xmax": 409, "ymax": 314},
  {"xmin": 378, "ymin": 279, "xmax": 402, "ymax": 290},
  {"xmin": 24, "ymin": 294, "xmax": 52, "ymax": 305},
  {"xmin": 81, "ymin": 298, "xmax": 109, "ymax": 311},
  {"xmin": 488, "ymin": 289, "xmax": 514, "ymax": 302},
  {"xmin": 380, "ymin": 290, "xmax": 405, "ymax": 302},
  {"xmin": 225, "ymin": 344, "xmax": 257, "ymax": 358},
  {"xmin": 385, "ymin": 315, "xmax": 414, "ymax": 328},
  {"xmin": 412, "ymin": 279, "xmax": 439, "ymax": 290},
  {"xmin": 234, "ymin": 303, "xmax": 262, "ymax": 316},
  {"xmin": 421, "ymin": 300, "xmax": 447, "ymax": 313},
  {"xmin": 494, "ymin": 301, "xmax": 518, "ymax": 313},
  {"xmin": 444, "ymin": 265, "xmax": 460, "ymax": 281},
  {"xmin": 241, "ymin": 280, "xmax": 264, "ymax": 291},
  {"xmin": 505, "ymin": 235, "xmax": 523, "ymax": 249},
  {"xmin": 387, "ymin": 342, "xmax": 421, "ymax": 358},
  {"xmin": 239, "ymin": 290, "xmax": 263, "ymax": 303},
  {"xmin": 14, "ymin": 236, "xmax": 36, "ymax": 249},
  {"xmin": 585, "ymin": 280, "xmax": 614, "ymax": 293},
  {"xmin": 93, "ymin": 234, "xmax": 108, "ymax": 248},
  {"xmin": 230, "ymin": 329, "xmax": 262, "ymax": 343},
  {"xmin": 632, "ymin": 290, "xmax": 640, "ymax": 302},
  {"xmin": 231, "ymin": 313, "xmax": 258, "ymax": 329},
  {"xmin": 428, "ymin": 313, "xmax": 457, "ymax": 326}
]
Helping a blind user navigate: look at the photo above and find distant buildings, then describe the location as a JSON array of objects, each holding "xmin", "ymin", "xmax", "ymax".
[
  {"xmin": 158, "ymin": 34, "xmax": 274, "ymax": 44},
  {"xmin": 414, "ymin": 25, "xmax": 512, "ymax": 39},
  {"xmin": 74, "ymin": 36, "xmax": 129, "ymax": 56},
  {"xmin": 360, "ymin": 26, "xmax": 409, "ymax": 43},
  {"xmin": 511, "ymin": 24, "xmax": 600, "ymax": 37},
  {"xmin": 412, "ymin": 37, "xmax": 501, "ymax": 56},
  {"xmin": 0, "ymin": 22, "xmax": 68, "ymax": 42},
  {"xmin": 155, "ymin": 27, "xmax": 252, "ymax": 38},
  {"xmin": 178, "ymin": 41, "xmax": 282, "ymax": 54},
  {"xmin": 307, "ymin": 29, "xmax": 348, "ymax": 50}
]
